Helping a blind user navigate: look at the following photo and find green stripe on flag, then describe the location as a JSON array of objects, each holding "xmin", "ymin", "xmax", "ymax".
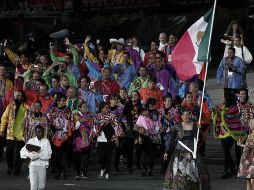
[{"xmin": 197, "ymin": 8, "xmax": 213, "ymax": 62}]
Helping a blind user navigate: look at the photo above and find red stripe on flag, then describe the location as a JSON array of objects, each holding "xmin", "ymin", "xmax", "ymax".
[
  {"xmin": 171, "ymin": 32, "xmax": 196, "ymax": 81},
  {"xmin": 198, "ymin": 63, "xmax": 206, "ymax": 81}
]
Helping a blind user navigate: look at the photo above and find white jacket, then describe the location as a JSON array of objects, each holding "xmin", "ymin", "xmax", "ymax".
[{"xmin": 20, "ymin": 137, "xmax": 52, "ymax": 167}]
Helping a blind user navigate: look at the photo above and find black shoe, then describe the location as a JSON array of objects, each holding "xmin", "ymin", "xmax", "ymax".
[
  {"xmin": 13, "ymin": 171, "xmax": 21, "ymax": 176},
  {"xmin": 148, "ymin": 170, "xmax": 153, "ymax": 176},
  {"xmin": 160, "ymin": 168, "xmax": 166, "ymax": 175},
  {"xmin": 7, "ymin": 168, "xmax": 12, "ymax": 175},
  {"xmin": 141, "ymin": 170, "xmax": 146, "ymax": 177},
  {"xmin": 115, "ymin": 166, "xmax": 120, "ymax": 172},
  {"xmin": 50, "ymin": 168, "xmax": 55, "ymax": 174},
  {"xmin": 55, "ymin": 174, "xmax": 60, "ymax": 180},
  {"xmin": 135, "ymin": 163, "xmax": 141, "ymax": 170},
  {"xmin": 220, "ymin": 172, "xmax": 234, "ymax": 179}
]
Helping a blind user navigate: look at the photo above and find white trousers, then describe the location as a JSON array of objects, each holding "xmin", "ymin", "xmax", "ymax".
[{"xmin": 29, "ymin": 165, "xmax": 46, "ymax": 190}]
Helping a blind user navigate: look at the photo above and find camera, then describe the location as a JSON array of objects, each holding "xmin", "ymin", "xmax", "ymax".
[{"xmin": 228, "ymin": 64, "xmax": 235, "ymax": 72}]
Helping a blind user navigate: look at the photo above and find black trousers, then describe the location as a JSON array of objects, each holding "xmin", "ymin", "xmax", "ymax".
[
  {"xmin": 54, "ymin": 141, "xmax": 68, "ymax": 176},
  {"xmin": 97, "ymin": 141, "xmax": 115, "ymax": 174},
  {"xmin": 0, "ymin": 136, "xmax": 6, "ymax": 159},
  {"xmin": 67, "ymin": 138, "xmax": 74, "ymax": 167},
  {"xmin": 124, "ymin": 137, "xmax": 134, "ymax": 169},
  {"xmin": 198, "ymin": 124, "xmax": 210, "ymax": 157},
  {"xmin": 49, "ymin": 141, "xmax": 56, "ymax": 172},
  {"xmin": 6, "ymin": 139, "xmax": 24, "ymax": 174},
  {"xmin": 114, "ymin": 137, "xmax": 134, "ymax": 169},
  {"xmin": 114, "ymin": 138, "xmax": 124, "ymax": 169},
  {"xmin": 74, "ymin": 151, "xmax": 91, "ymax": 176},
  {"xmin": 142, "ymin": 138, "xmax": 156, "ymax": 171},
  {"xmin": 160, "ymin": 135, "xmax": 168, "ymax": 174},
  {"xmin": 135, "ymin": 143, "xmax": 143, "ymax": 168},
  {"xmin": 221, "ymin": 137, "xmax": 241, "ymax": 173}
]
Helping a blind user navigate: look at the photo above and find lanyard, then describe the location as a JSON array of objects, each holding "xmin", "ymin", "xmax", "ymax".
[
  {"xmin": 102, "ymin": 81, "xmax": 111, "ymax": 95},
  {"xmin": 178, "ymin": 138, "xmax": 197, "ymax": 159}
]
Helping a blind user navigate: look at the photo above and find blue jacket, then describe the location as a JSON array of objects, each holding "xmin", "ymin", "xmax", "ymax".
[{"xmin": 217, "ymin": 56, "xmax": 245, "ymax": 89}]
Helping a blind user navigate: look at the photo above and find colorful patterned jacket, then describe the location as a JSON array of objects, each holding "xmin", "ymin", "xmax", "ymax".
[
  {"xmin": 47, "ymin": 107, "xmax": 74, "ymax": 147},
  {"xmin": 24, "ymin": 111, "xmax": 50, "ymax": 142}
]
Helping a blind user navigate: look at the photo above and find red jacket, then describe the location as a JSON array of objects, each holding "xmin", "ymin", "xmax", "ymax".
[
  {"xmin": 139, "ymin": 87, "xmax": 163, "ymax": 109},
  {"xmin": 94, "ymin": 80, "xmax": 120, "ymax": 96}
]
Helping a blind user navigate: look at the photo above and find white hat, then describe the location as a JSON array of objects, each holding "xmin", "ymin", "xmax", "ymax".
[
  {"xmin": 116, "ymin": 38, "xmax": 126, "ymax": 45},
  {"xmin": 109, "ymin": 38, "xmax": 117, "ymax": 44}
]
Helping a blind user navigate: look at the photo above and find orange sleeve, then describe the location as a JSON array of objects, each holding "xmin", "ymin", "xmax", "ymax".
[
  {"xmin": 139, "ymin": 88, "xmax": 146, "ymax": 103},
  {"xmin": 201, "ymin": 101, "xmax": 211, "ymax": 124}
]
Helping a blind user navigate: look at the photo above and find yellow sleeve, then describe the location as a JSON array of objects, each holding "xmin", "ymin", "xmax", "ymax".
[
  {"xmin": 0, "ymin": 105, "xmax": 10, "ymax": 132},
  {"xmin": 4, "ymin": 48, "xmax": 18, "ymax": 64},
  {"xmin": 6, "ymin": 79, "xmax": 13, "ymax": 90},
  {"xmin": 108, "ymin": 49, "xmax": 115, "ymax": 62},
  {"xmin": 84, "ymin": 43, "xmax": 96, "ymax": 62}
]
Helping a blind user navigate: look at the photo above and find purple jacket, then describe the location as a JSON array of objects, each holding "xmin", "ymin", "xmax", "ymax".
[
  {"xmin": 148, "ymin": 65, "xmax": 176, "ymax": 97},
  {"xmin": 125, "ymin": 47, "xmax": 141, "ymax": 69}
]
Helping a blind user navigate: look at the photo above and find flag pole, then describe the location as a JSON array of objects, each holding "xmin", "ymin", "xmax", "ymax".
[{"xmin": 193, "ymin": 0, "xmax": 218, "ymax": 159}]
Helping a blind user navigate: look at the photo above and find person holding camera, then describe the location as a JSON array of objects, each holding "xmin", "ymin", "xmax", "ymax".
[
  {"xmin": 20, "ymin": 125, "xmax": 52, "ymax": 190},
  {"xmin": 217, "ymin": 47, "xmax": 245, "ymax": 90}
]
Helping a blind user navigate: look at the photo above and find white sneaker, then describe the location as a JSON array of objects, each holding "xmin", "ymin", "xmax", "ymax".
[
  {"xmin": 81, "ymin": 174, "xmax": 88, "ymax": 179},
  {"xmin": 105, "ymin": 173, "xmax": 109, "ymax": 180},
  {"xmin": 99, "ymin": 170, "xmax": 104, "ymax": 179}
]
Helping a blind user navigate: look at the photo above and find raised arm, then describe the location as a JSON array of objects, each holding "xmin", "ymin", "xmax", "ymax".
[
  {"xmin": 64, "ymin": 37, "xmax": 80, "ymax": 66},
  {"xmin": 83, "ymin": 35, "xmax": 97, "ymax": 62}
]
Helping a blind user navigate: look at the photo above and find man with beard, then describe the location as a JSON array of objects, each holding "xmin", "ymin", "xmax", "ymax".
[
  {"xmin": 0, "ymin": 64, "xmax": 13, "ymax": 159},
  {"xmin": 0, "ymin": 90, "xmax": 28, "ymax": 175}
]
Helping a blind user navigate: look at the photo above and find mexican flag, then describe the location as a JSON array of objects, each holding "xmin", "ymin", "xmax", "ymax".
[{"xmin": 171, "ymin": 8, "xmax": 213, "ymax": 81}]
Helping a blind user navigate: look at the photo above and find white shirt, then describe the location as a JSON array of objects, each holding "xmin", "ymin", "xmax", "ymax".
[
  {"xmin": 234, "ymin": 46, "xmax": 253, "ymax": 64},
  {"xmin": 158, "ymin": 42, "xmax": 168, "ymax": 51},
  {"xmin": 97, "ymin": 131, "xmax": 108, "ymax": 142},
  {"xmin": 223, "ymin": 42, "xmax": 253, "ymax": 64},
  {"xmin": 133, "ymin": 46, "xmax": 145, "ymax": 61},
  {"xmin": 20, "ymin": 137, "xmax": 52, "ymax": 167}
]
